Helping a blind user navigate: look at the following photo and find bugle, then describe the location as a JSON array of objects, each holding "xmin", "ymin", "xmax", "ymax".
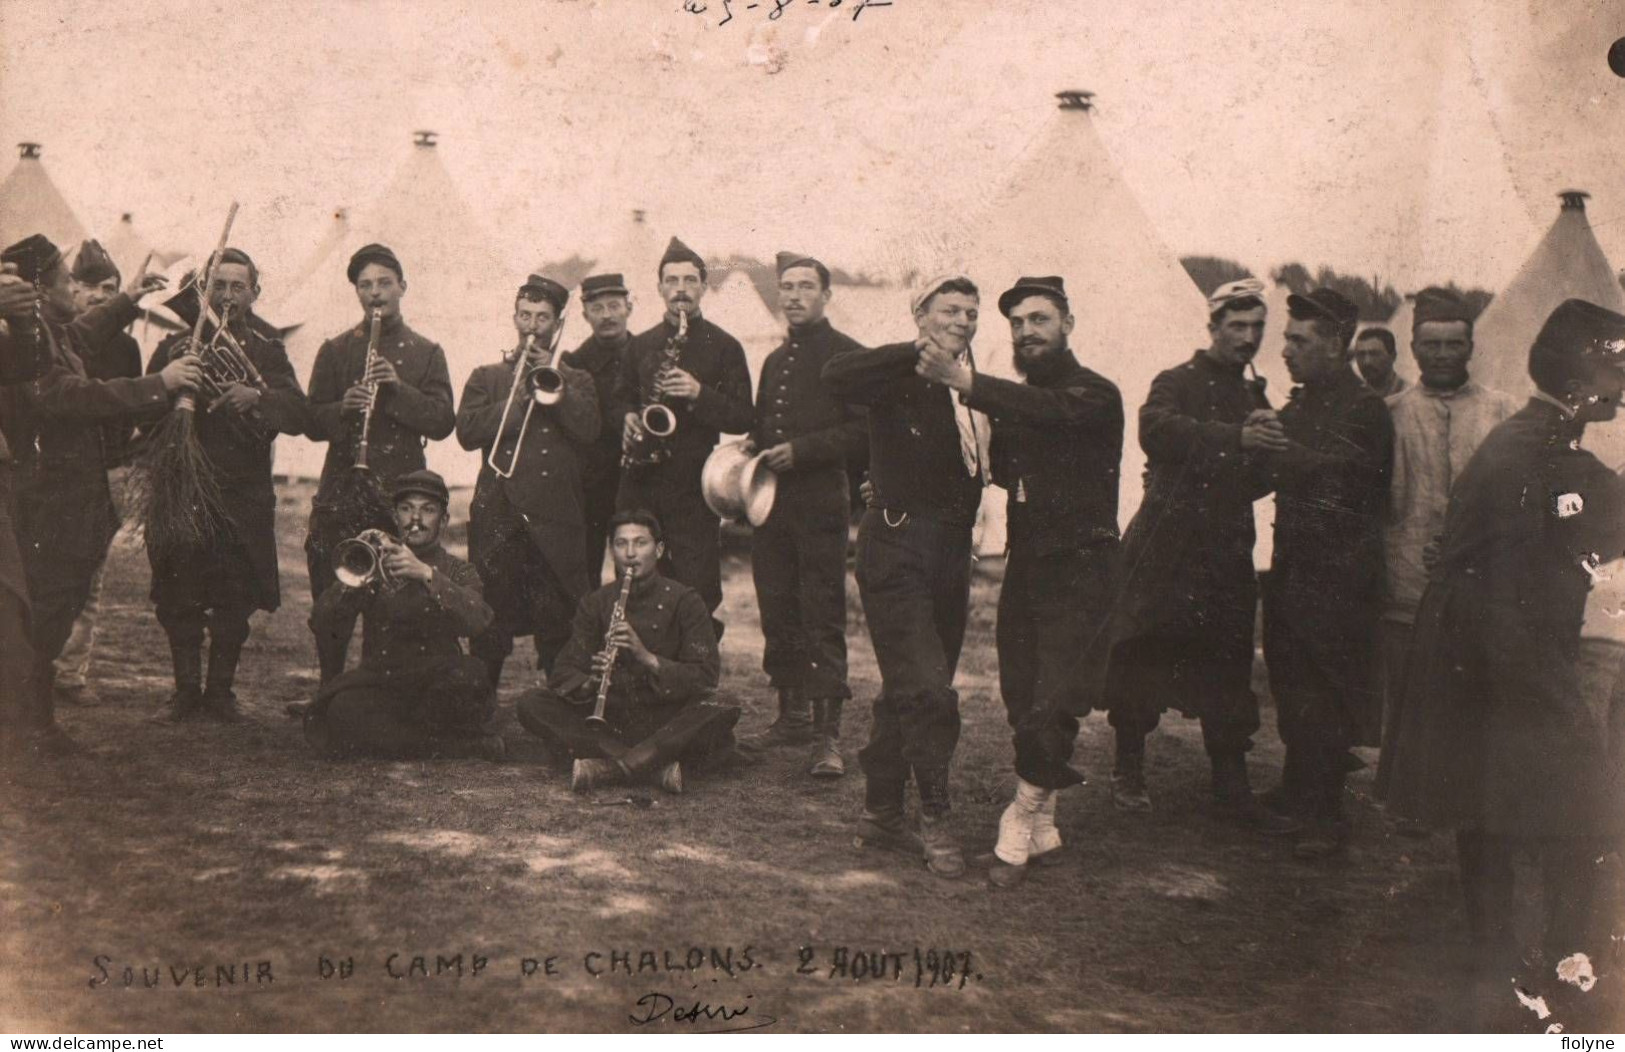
[
  {"xmin": 585, "ymin": 565, "xmax": 636, "ymax": 726},
  {"xmin": 333, "ymin": 528, "xmax": 399, "ymax": 589}
]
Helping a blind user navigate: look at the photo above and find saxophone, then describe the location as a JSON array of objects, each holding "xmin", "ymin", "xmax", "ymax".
[
  {"xmin": 621, "ymin": 308, "xmax": 687, "ymax": 467},
  {"xmin": 586, "ymin": 565, "xmax": 636, "ymax": 725}
]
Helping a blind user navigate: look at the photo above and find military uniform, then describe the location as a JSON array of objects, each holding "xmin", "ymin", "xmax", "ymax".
[
  {"xmin": 561, "ymin": 332, "xmax": 629, "ymax": 587},
  {"xmin": 456, "ymin": 348, "xmax": 599, "ymax": 685},
  {"xmin": 306, "ymin": 541, "xmax": 495, "ymax": 758},
  {"xmin": 146, "ymin": 316, "xmax": 307, "ymax": 710},
  {"xmin": 965, "ymin": 348, "xmax": 1123, "ymax": 790},
  {"xmin": 516, "ymin": 572, "xmax": 738, "ymax": 779},
  {"xmin": 611, "ymin": 312, "xmax": 754, "ymax": 637},
  {"xmin": 1260, "ymin": 367, "xmax": 1392, "ymax": 827},
  {"xmin": 1104, "ymin": 351, "xmax": 1272, "ymax": 762},
  {"xmin": 751, "ymin": 317, "xmax": 867, "ymax": 715},
  {"xmin": 822, "ymin": 337, "xmax": 984, "ymax": 819}
]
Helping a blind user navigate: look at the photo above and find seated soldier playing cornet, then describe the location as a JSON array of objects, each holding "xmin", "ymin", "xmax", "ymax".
[
  {"xmin": 303, "ymin": 470, "xmax": 503, "ymax": 761},
  {"xmin": 515, "ymin": 509, "xmax": 742, "ymax": 794}
]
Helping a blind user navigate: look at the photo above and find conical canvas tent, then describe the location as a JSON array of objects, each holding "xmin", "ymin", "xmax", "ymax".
[
  {"xmin": 0, "ymin": 143, "xmax": 87, "ymax": 253},
  {"xmin": 274, "ymin": 132, "xmax": 516, "ymax": 486},
  {"xmin": 825, "ymin": 282, "xmax": 905, "ymax": 348},
  {"xmin": 912, "ymin": 92, "xmax": 1211, "ymax": 552},
  {"xmin": 1473, "ymin": 192, "xmax": 1625, "ymax": 432},
  {"xmin": 706, "ymin": 268, "xmax": 783, "ymax": 388},
  {"xmin": 592, "ymin": 208, "xmax": 667, "ymax": 339},
  {"xmin": 267, "ymin": 206, "xmax": 351, "ymax": 316}
]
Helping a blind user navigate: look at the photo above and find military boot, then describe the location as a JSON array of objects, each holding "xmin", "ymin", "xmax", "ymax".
[
  {"xmin": 153, "ymin": 642, "xmax": 205, "ymax": 723},
  {"xmin": 1212, "ymin": 753, "xmax": 1300, "ymax": 834},
  {"xmin": 1110, "ymin": 750, "xmax": 1152, "ymax": 812},
  {"xmin": 202, "ymin": 638, "xmax": 244, "ymax": 723},
  {"xmin": 853, "ymin": 778, "xmax": 922, "ymax": 855},
  {"xmin": 740, "ymin": 687, "xmax": 814, "ymax": 750},
  {"xmin": 807, "ymin": 698, "xmax": 846, "ymax": 778}
]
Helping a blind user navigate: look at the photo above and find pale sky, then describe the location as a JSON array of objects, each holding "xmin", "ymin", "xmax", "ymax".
[{"xmin": 1, "ymin": 0, "xmax": 1621, "ymax": 294}]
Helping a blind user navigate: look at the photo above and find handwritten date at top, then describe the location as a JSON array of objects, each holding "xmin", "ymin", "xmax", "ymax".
[{"xmin": 683, "ymin": 0, "xmax": 894, "ymax": 27}]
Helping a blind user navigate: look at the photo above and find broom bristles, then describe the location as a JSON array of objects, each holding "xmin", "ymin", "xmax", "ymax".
[{"xmin": 127, "ymin": 408, "xmax": 231, "ymax": 553}]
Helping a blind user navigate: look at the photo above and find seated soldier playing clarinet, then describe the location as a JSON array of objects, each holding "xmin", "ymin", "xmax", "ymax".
[{"xmin": 516, "ymin": 509, "xmax": 741, "ymax": 794}]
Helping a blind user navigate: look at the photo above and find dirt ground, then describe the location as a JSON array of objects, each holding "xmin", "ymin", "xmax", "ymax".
[{"xmin": 0, "ymin": 480, "xmax": 1614, "ymax": 1033}]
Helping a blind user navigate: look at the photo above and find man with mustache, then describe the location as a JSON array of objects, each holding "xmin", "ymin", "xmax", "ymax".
[
  {"xmin": 738, "ymin": 253, "xmax": 868, "ymax": 776},
  {"xmin": 515, "ymin": 509, "xmax": 738, "ymax": 794},
  {"xmin": 1102, "ymin": 278, "xmax": 1291, "ymax": 829},
  {"xmin": 0, "ymin": 234, "xmax": 181, "ymax": 759},
  {"xmin": 1257, "ymin": 288, "xmax": 1393, "ymax": 858},
  {"xmin": 823, "ymin": 275, "xmax": 988, "ymax": 878},
  {"xmin": 51, "ymin": 240, "xmax": 144, "ymax": 706},
  {"xmin": 456, "ymin": 274, "xmax": 599, "ymax": 690},
  {"xmin": 304, "ymin": 243, "xmax": 455, "ymax": 677},
  {"xmin": 145, "ymin": 248, "xmax": 309, "ymax": 723},
  {"xmin": 916, "ymin": 275, "xmax": 1123, "ymax": 887},
  {"xmin": 562, "ymin": 273, "xmax": 635, "ymax": 587},
  {"xmin": 611, "ymin": 238, "xmax": 754, "ymax": 640},
  {"xmin": 1372, "ymin": 288, "xmax": 1518, "ymax": 805},
  {"xmin": 304, "ymin": 470, "xmax": 502, "ymax": 760}
]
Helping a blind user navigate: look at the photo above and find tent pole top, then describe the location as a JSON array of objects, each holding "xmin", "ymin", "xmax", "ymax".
[
  {"xmin": 17, "ymin": 142, "xmax": 40, "ymax": 159},
  {"xmin": 1056, "ymin": 90, "xmax": 1096, "ymax": 111},
  {"xmin": 413, "ymin": 130, "xmax": 439, "ymax": 148},
  {"xmin": 1559, "ymin": 190, "xmax": 1591, "ymax": 211}
]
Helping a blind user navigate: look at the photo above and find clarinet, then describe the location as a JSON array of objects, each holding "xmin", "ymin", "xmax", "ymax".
[{"xmin": 585, "ymin": 565, "xmax": 636, "ymax": 725}]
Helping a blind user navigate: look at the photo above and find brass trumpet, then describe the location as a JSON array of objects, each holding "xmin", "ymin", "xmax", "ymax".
[
  {"xmin": 488, "ymin": 320, "xmax": 568, "ymax": 480},
  {"xmin": 622, "ymin": 308, "xmax": 686, "ymax": 467},
  {"xmin": 333, "ymin": 528, "xmax": 400, "ymax": 590}
]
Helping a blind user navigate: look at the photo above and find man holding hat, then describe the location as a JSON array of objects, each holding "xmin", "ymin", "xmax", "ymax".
[
  {"xmin": 456, "ymin": 273, "xmax": 600, "ymax": 689},
  {"xmin": 1257, "ymin": 287, "xmax": 1393, "ymax": 858},
  {"xmin": 51, "ymin": 239, "xmax": 145, "ymax": 704},
  {"xmin": 737, "ymin": 252, "xmax": 867, "ymax": 776},
  {"xmin": 0, "ymin": 234, "xmax": 181, "ymax": 758},
  {"xmin": 611, "ymin": 237, "xmax": 754, "ymax": 640},
  {"xmin": 304, "ymin": 243, "xmax": 455, "ymax": 665},
  {"xmin": 1384, "ymin": 299, "xmax": 1625, "ymax": 998},
  {"xmin": 917, "ymin": 275, "xmax": 1123, "ymax": 886},
  {"xmin": 145, "ymin": 248, "xmax": 309, "ymax": 722},
  {"xmin": 822, "ymin": 274, "xmax": 987, "ymax": 878},
  {"xmin": 1102, "ymin": 277, "xmax": 1285, "ymax": 827},
  {"xmin": 1373, "ymin": 288, "xmax": 1518, "ymax": 801},
  {"xmin": 304, "ymin": 469, "xmax": 501, "ymax": 760},
  {"xmin": 562, "ymin": 272, "xmax": 635, "ymax": 587}
]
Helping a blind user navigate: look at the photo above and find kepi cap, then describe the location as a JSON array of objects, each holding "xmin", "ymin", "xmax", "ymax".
[
  {"xmin": 581, "ymin": 272, "xmax": 629, "ymax": 301},
  {"xmin": 1, "ymin": 234, "xmax": 63, "ymax": 285},
  {"xmin": 347, "ymin": 243, "xmax": 403, "ymax": 285},
  {"xmin": 518, "ymin": 273, "xmax": 569, "ymax": 313},
  {"xmin": 390, "ymin": 469, "xmax": 450, "ymax": 508}
]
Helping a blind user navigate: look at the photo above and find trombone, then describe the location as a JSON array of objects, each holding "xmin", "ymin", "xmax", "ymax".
[{"xmin": 487, "ymin": 317, "xmax": 568, "ymax": 479}]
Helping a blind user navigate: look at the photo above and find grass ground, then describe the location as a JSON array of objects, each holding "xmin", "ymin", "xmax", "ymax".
[{"xmin": 0, "ymin": 481, "xmax": 1604, "ymax": 1032}]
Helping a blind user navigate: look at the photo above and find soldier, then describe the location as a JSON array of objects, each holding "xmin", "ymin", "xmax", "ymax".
[
  {"xmin": 917, "ymin": 276, "xmax": 1124, "ymax": 887},
  {"xmin": 739, "ymin": 252, "xmax": 867, "ymax": 777},
  {"xmin": 0, "ymin": 257, "xmax": 53, "ymax": 758},
  {"xmin": 516, "ymin": 509, "xmax": 739, "ymax": 794},
  {"xmin": 1352, "ymin": 326, "xmax": 1407, "ymax": 398},
  {"xmin": 52, "ymin": 240, "xmax": 145, "ymax": 704},
  {"xmin": 611, "ymin": 237, "xmax": 754, "ymax": 640},
  {"xmin": 455, "ymin": 274, "xmax": 599, "ymax": 689},
  {"xmin": 0, "ymin": 234, "xmax": 184, "ymax": 757},
  {"xmin": 1384, "ymin": 300, "xmax": 1625, "ymax": 1006},
  {"xmin": 822, "ymin": 274, "xmax": 989, "ymax": 879},
  {"xmin": 1257, "ymin": 288, "xmax": 1394, "ymax": 858},
  {"xmin": 145, "ymin": 248, "xmax": 308, "ymax": 722},
  {"xmin": 1101, "ymin": 278, "xmax": 1290, "ymax": 829},
  {"xmin": 562, "ymin": 272, "xmax": 634, "ymax": 587},
  {"xmin": 304, "ymin": 243, "xmax": 455, "ymax": 671},
  {"xmin": 304, "ymin": 470, "xmax": 501, "ymax": 761}
]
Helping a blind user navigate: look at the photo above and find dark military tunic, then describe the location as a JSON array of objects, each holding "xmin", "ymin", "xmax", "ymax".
[
  {"xmin": 455, "ymin": 350, "xmax": 599, "ymax": 673},
  {"xmin": 1386, "ymin": 400, "xmax": 1625, "ymax": 839},
  {"xmin": 561, "ymin": 333, "xmax": 630, "ymax": 586},
  {"xmin": 304, "ymin": 313, "xmax": 455, "ymax": 595},
  {"xmin": 750, "ymin": 318, "xmax": 867, "ymax": 701},
  {"xmin": 1104, "ymin": 350, "xmax": 1272, "ymax": 753},
  {"xmin": 610, "ymin": 313, "xmax": 754, "ymax": 627},
  {"xmin": 0, "ymin": 309, "xmax": 54, "ymax": 735},
  {"xmin": 964, "ymin": 349, "xmax": 1123, "ymax": 789},
  {"xmin": 146, "ymin": 317, "xmax": 307, "ymax": 614},
  {"xmin": 1260, "ymin": 368, "xmax": 1392, "ymax": 793},
  {"xmin": 516, "ymin": 572, "xmax": 736, "ymax": 774}
]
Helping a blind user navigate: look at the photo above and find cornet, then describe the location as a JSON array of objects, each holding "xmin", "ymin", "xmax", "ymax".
[
  {"xmin": 333, "ymin": 528, "xmax": 400, "ymax": 590},
  {"xmin": 184, "ymin": 303, "xmax": 268, "ymax": 401},
  {"xmin": 488, "ymin": 320, "xmax": 568, "ymax": 480}
]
